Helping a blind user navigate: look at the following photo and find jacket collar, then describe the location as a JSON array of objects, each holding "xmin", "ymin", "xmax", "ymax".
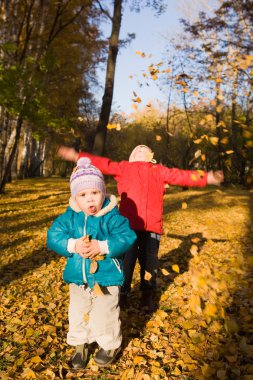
[{"xmin": 69, "ymin": 194, "xmax": 118, "ymax": 217}]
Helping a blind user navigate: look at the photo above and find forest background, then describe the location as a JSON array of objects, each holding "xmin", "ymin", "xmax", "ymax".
[
  {"xmin": 1, "ymin": 0, "xmax": 253, "ymax": 192},
  {"xmin": 1, "ymin": 1, "xmax": 253, "ymax": 379}
]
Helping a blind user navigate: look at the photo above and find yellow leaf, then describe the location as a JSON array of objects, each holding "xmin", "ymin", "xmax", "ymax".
[
  {"xmin": 193, "ymin": 138, "xmax": 202, "ymax": 144},
  {"xmin": 217, "ymin": 94, "xmax": 224, "ymax": 100},
  {"xmin": 206, "ymin": 114, "xmax": 213, "ymax": 122},
  {"xmin": 216, "ymin": 78, "xmax": 222, "ymax": 83},
  {"xmin": 190, "ymin": 174, "xmax": 197, "ymax": 181},
  {"xmin": 136, "ymin": 97, "xmax": 142, "ymax": 103},
  {"xmin": 156, "ymin": 135, "xmax": 162, "ymax": 141},
  {"xmin": 243, "ymin": 130, "xmax": 253, "ymax": 139},
  {"xmin": 182, "ymin": 88, "xmax": 188, "ymax": 93},
  {"xmin": 30, "ymin": 356, "xmax": 42, "ymax": 364},
  {"xmin": 83, "ymin": 313, "xmax": 89, "ymax": 322},
  {"xmin": 160, "ymin": 268, "xmax": 170, "ymax": 276},
  {"xmin": 172, "ymin": 264, "xmax": 180, "ymax": 273},
  {"xmin": 191, "ymin": 237, "xmax": 200, "ymax": 243},
  {"xmin": 93, "ymin": 283, "xmax": 104, "ymax": 296},
  {"xmin": 190, "ymin": 245, "xmax": 198, "ymax": 256},
  {"xmin": 201, "ymin": 154, "xmax": 206, "ymax": 161},
  {"xmin": 204, "ymin": 304, "xmax": 218, "ymax": 317},
  {"xmin": 133, "ymin": 356, "xmax": 146, "ymax": 365},
  {"xmin": 216, "ymin": 105, "xmax": 223, "ymax": 113},
  {"xmin": 246, "ymin": 140, "xmax": 253, "ymax": 148},
  {"xmin": 144, "ymin": 271, "xmax": 152, "ymax": 281},
  {"xmin": 181, "ymin": 202, "xmax": 187, "ymax": 209},
  {"xmin": 189, "ymin": 294, "xmax": 202, "ymax": 314},
  {"xmin": 220, "ymin": 137, "xmax": 229, "ymax": 144},
  {"xmin": 209, "ymin": 137, "xmax": 219, "ymax": 145},
  {"xmin": 21, "ymin": 368, "xmax": 37, "ymax": 379},
  {"xmin": 225, "ymin": 150, "xmax": 234, "ymax": 154},
  {"xmin": 193, "ymin": 91, "xmax": 199, "ymax": 97}
]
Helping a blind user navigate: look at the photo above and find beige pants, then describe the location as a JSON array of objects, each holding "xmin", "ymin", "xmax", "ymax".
[{"xmin": 67, "ymin": 283, "xmax": 122, "ymax": 350}]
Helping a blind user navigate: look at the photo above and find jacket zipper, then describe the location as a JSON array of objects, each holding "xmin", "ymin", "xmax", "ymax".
[{"xmin": 82, "ymin": 214, "xmax": 87, "ymax": 283}]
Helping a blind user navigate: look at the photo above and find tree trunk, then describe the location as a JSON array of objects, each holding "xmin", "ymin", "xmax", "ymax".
[
  {"xmin": 0, "ymin": 115, "xmax": 23, "ymax": 193},
  {"xmin": 92, "ymin": 0, "xmax": 122, "ymax": 155},
  {"xmin": 0, "ymin": 110, "xmax": 10, "ymax": 180}
]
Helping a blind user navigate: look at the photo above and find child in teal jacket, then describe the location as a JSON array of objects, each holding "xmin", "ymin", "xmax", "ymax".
[{"xmin": 47, "ymin": 157, "xmax": 136, "ymax": 369}]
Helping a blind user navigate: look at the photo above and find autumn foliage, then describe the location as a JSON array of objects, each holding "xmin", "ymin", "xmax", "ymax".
[{"xmin": 1, "ymin": 179, "xmax": 253, "ymax": 379}]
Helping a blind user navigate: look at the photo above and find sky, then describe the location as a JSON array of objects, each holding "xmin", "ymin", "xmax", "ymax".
[{"xmin": 98, "ymin": 0, "xmax": 219, "ymax": 116}]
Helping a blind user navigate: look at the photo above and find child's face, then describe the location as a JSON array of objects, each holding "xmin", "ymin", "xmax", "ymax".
[{"xmin": 75, "ymin": 188, "xmax": 104, "ymax": 215}]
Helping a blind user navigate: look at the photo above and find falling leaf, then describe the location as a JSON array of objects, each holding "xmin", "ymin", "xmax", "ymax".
[
  {"xmin": 161, "ymin": 268, "xmax": 170, "ymax": 276},
  {"xmin": 172, "ymin": 264, "xmax": 180, "ymax": 273},
  {"xmin": 190, "ymin": 174, "xmax": 198, "ymax": 181},
  {"xmin": 181, "ymin": 202, "xmax": 187, "ymax": 209},
  {"xmin": 206, "ymin": 114, "xmax": 213, "ymax": 122},
  {"xmin": 220, "ymin": 137, "xmax": 229, "ymax": 144},
  {"xmin": 144, "ymin": 271, "xmax": 152, "ymax": 281},
  {"xmin": 243, "ymin": 130, "xmax": 253, "ymax": 139},
  {"xmin": 193, "ymin": 138, "xmax": 202, "ymax": 144},
  {"xmin": 246, "ymin": 141, "xmax": 253, "ymax": 148},
  {"xmin": 209, "ymin": 137, "xmax": 219, "ymax": 145},
  {"xmin": 216, "ymin": 105, "xmax": 223, "ymax": 113}
]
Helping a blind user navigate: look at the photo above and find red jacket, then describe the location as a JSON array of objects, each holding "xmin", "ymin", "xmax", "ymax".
[{"xmin": 78, "ymin": 153, "xmax": 207, "ymax": 234}]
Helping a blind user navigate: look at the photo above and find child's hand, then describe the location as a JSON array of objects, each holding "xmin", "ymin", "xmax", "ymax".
[
  {"xmin": 75, "ymin": 238, "xmax": 87, "ymax": 257},
  {"xmin": 207, "ymin": 170, "xmax": 224, "ymax": 186},
  {"xmin": 57, "ymin": 146, "xmax": 78, "ymax": 162},
  {"xmin": 75, "ymin": 238, "xmax": 101, "ymax": 259},
  {"xmin": 83, "ymin": 239, "xmax": 101, "ymax": 259}
]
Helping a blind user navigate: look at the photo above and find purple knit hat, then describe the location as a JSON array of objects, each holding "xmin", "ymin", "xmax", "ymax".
[{"xmin": 70, "ymin": 157, "xmax": 105, "ymax": 198}]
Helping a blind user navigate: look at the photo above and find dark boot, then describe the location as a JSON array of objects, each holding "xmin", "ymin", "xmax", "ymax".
[
  {"xmin": 71, "ymin": 344, "xmax": 88, "ymax": 369},
  {"xmin": 94, "ymin": 346, "xmax": 121, "ymax": 367},
  {"xmin": 140, "ymin": 290, "xmax": 156, "ymax": 313}
]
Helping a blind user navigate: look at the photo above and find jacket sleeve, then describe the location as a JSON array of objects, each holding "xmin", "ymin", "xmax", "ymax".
[
  {"xmin": 105, "ymin": 215, "xmax": 137, "ymax": 259},
  {"xmin": 161, "ymin": 166, "xmax": 208, "ymax": 187},
  {"xmin": 47, "ymin": 211, "xmax": 74, "ymax": 257},
  {"xmin": 78, "ymin": 152, "xmax": 123, "ymax": 178}
]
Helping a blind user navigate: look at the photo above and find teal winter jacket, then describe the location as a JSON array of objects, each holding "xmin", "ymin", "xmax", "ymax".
[{"xmin": 47, "ymin": 195, "xmax": 136, "ymax": 288}]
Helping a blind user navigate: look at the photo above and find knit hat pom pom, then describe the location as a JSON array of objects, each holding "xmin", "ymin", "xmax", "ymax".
[{"xmin": 76, "ymin": 157, "xmax": 91, "ymax": 168}]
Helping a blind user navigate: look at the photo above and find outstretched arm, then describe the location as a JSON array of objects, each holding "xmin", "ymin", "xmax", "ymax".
[{"xmin": 57, "ymin": 145, "xmax": 123, "ymax": 177}]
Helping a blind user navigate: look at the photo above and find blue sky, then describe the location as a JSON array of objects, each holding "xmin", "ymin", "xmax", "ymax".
[{"xmin": 98, "ymin": 1, "xmax": 218, "ymax": 116}]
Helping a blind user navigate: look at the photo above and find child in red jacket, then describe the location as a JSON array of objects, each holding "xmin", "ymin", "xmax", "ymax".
[{"xmin": 58, "ymin": 145, "xmax": 224, "ymax": 312}]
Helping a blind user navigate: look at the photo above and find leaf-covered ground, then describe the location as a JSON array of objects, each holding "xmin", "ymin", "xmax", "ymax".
[{"xmin": 1, "ymin": 179, "xmax": 253, "ymax": 380}]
